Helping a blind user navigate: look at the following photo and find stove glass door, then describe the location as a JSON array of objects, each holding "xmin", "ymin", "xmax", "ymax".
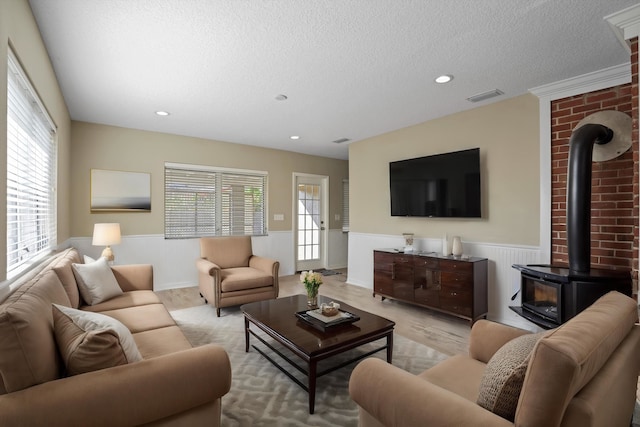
[{"xmin": 521, "ymin": 275, "xmax": 561, "ymax": 323}]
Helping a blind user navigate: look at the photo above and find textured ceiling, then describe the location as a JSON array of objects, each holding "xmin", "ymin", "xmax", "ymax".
[{"xmin": 28, "ymin": 0, "xmax": 636, "ymax": 160}]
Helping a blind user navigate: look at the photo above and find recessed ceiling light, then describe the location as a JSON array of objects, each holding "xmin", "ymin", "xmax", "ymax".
[
  {"xmin": 290, "ymin": 135, "xmax": 300, "ymax": 140},
  {"xmin": 275, "ymin": 94, "xmax": 288, "ymax": 101},
  {"xmin": 155, "ymin": 111, "xmax": 170, "ymax": 116},
  {"xmin": 435, "ymin": 75, "xmax": 453, "ymax": 84}
]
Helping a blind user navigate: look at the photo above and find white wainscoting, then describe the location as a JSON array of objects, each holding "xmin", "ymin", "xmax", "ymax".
[
  {"xmin": 347, "ymin": 232, "xmax": 544, "ymax": 330},
  {"xmin": 69, "ymin": 229, "xmax": 348, "ymax": 291}
]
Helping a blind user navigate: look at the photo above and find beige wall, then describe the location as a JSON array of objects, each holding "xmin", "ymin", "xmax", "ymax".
[
  {"xmin": 349, "ymin": 93, "xmax": 540, "ymax": 245},
  {"xmin": 70, "ymin": 121, "xmax": 348, "ymax": 237},
  {"xmin": 0, "ymin": 0, "xmax": 72, "ymax": 281}
]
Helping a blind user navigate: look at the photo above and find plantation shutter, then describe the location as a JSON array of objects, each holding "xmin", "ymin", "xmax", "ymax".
[
  {"xmin": 6, "ymin": 49, "xmax": 57, "ymax": 278},
  {"xmin": 165, "ymin": 163, "xmax": 267, "ymax": 238}
]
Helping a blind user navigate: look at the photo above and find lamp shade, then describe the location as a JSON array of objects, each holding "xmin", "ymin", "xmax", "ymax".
[{"xmin": 92, "ymin": 223, "xmax": 122, "ymax": 246}]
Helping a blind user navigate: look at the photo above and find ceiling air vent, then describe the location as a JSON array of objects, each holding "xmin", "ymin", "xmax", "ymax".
[
  {"xmin": 332, "ymin": 138, "xmax": 351, "ymax": 144},
  {"xmin": 467, "ymin": 89, "xmax": 504, "ymax": 103}
]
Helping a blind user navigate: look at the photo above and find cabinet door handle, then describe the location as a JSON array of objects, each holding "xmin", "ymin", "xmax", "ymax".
[{"xmin": 391, "ymin": 264, "xmax": 395, "ymax": 280}]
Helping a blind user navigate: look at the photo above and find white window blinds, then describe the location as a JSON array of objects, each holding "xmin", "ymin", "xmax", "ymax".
[
  {"xmin": 342, "ymin": 179, "xmax": 349, "ymax": 232},
  {"xmin": 164, "ymin": 167, "xmax": 217, "ymax": 238},
  {"xmin": 165, "ymin": 163, "xmax": 267, "ymax": 239},
  {"xmin": 6, "ymin": 49, "xmax": 57, "ymax": 278}
]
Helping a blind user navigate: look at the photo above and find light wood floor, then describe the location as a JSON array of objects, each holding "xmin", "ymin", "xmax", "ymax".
[{"xmin": 157, "ymin": 269, "xmax": 471, "ymax": 356}]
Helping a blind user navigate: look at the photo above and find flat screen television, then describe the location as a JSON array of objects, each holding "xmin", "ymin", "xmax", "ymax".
[{"xmin": 389, "ymin": 148, "xmax": 481, "ymax": 218}]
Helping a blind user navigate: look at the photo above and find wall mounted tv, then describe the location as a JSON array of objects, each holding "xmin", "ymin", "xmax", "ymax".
[{"xmin": 389, "ymin": 148, "xmax": 481, "ymax": 218}]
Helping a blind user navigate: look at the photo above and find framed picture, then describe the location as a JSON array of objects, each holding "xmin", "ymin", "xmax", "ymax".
[{"xmin": 90, "ymin": 169, "xmax": 151, "ymax": 212}]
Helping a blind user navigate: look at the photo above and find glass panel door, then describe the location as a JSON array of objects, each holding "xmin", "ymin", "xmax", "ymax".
[{"xmin": 295, "ymin": 175, "xmax": 327, "ymax": 272}]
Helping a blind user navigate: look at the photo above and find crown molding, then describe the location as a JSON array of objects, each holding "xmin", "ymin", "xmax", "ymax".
[
  {"xmin": 605, "ymin": 3, "xmax": 640, "ymax": 54},
  {"xmin": 529, "ymin": 63, "xmax": 631, "ymax": 101}
]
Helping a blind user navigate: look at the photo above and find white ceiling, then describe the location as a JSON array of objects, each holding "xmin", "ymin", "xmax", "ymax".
[{"xmin": 28, "ymin": 0, "xmax": 637, "ymax": 160}]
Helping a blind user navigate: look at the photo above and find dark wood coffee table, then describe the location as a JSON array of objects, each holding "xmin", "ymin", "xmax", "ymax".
[{"xmin": 241, "ymin": 294, "xmax": 395, "ymax": 414}]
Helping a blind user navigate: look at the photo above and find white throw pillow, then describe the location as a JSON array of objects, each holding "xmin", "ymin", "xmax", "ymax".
[
  {"xmin": 72, "ymin": 257, "xmax": 123, "ymax": 305},
  {"xmin": 52, "ymin": 304, "xmax": 142, "ymax": 375}
]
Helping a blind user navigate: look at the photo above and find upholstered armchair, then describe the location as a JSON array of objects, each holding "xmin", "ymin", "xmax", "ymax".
[
  {"xmin": 196, "ymin": 236, "xmax": 279, "ymax": 316},
  {"xmin": 349, "ymin": 291, "xmax": 640, "ymax": 427}
]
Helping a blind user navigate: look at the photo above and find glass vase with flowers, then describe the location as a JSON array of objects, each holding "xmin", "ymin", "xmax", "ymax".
[{"xmin": 300, "ymin": 270, "xmax": 323, "ymax": 307}]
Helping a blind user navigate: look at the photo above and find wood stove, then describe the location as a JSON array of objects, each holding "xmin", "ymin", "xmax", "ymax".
[
  {"xmin": 510, "ymin": 264, "xmax": 631, "ymax": 329},
  {"xmin": 510, "ymin": 114, "xmax": 633, "ymax": 329}
]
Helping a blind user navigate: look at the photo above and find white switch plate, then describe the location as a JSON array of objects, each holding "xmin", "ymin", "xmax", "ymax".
[{"xmin": 273, "ymin": 214, "xmax": 284, "ymax": 221}]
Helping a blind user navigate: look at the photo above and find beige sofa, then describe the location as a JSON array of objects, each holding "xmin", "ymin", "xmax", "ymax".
[
  {"xmin": 350, "ymin": 291, "xmax": 640, "ymax": 427},
  {"xmin": 0, "ymin": 247, "xmax": 231, "ymax": 427}
]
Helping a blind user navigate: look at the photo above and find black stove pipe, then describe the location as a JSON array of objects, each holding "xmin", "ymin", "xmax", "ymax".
[{"xmin": 566, "ymin": 123, "xmax": 614, "ymax": 274}]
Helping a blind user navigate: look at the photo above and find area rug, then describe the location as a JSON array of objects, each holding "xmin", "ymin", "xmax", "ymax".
[
  {"xmin": 170, "ymin": 304, "xmax": 448, "ymax": 426},
  {"xmin": 296, "ymin": 268, "xmax": 342, "ymax": 276},
  {"xmin": 319, "ymin": 269, "xmax": 342, "ymax": 276}
]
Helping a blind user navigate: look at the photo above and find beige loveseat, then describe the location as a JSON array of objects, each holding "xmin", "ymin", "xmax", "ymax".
[
  {"xmin": 0, "ymin": 247, "xmax": 231, "ymax": 427},
  {"xmin": 350, "ymin": 291, "xmax": 640, "ymax": 427}
]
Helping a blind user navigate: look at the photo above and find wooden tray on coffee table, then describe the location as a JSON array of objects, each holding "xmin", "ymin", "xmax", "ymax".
[{"xmin": 295, "ymin": 308, "xmax": 360, "ymax": 331}]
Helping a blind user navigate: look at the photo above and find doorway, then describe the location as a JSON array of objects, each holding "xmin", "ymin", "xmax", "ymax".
[{"xmin": 294, "ymin": 174, "xmax": 328, "ymax": 272}]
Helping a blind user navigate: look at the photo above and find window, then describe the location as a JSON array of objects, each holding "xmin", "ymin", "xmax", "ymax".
[
  {"xmin": 164, "ymin": 163, "xmax": 267, "ymax": 239},
  {"xmin": 342, "ymin": 179, "xmax": 349, "ymax": 232},
  {"xmin": 6, "ymin": 49, "xmax": 57, "ymax": 278}
]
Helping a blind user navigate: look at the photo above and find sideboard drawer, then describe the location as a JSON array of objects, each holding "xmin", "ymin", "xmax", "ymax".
[
  {"xmin": 439, "ymin": 259, "xmax": 473, "ymax": 273},
  {"xmin": 414, "ymin": 256, "xmax": 439, "ymax": 269},
  {"xmin": 440, "ymin": 281, "xmax": 472, "ymax": 317},
  {"xmin": 441, "ymin": 271, "xmax": 473, "ymax": 290}
]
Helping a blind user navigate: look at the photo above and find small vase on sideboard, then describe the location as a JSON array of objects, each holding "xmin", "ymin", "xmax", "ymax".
[
  {"xmin": 442, "ymin": 233, "xmax": 449, "ymax": 256},
  {"xmin": 452, "ymin": 236, "xmax": 463, "ymax": 257}
]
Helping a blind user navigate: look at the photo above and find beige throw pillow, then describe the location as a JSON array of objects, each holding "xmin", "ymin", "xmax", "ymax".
[
  {"xmin": 71, "ymin": 257, "xmax": 122, "ymax": 305},
  {"xmin": 51, "ymin": 248, "xmax": 83, "ymax": 308},
  {"xmin": 477, "ymin": 332, "xmax": 545, "ymax": 421},
  {"xmin": 52, "ymin": 304, "xmax": 142, "ymax": 376}
]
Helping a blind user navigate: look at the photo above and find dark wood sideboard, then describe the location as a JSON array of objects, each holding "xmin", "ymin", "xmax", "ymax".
[{"xmin": 373, "ymin": 249, "xmax": 488, "ymax": 323}]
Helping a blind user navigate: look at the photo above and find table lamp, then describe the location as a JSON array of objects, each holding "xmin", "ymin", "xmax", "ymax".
[{"xmin": 92, "ymin": 223, "xmax": 121, "ymax": 263}]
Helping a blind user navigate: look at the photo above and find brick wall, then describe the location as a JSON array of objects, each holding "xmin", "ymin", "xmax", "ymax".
[
  {"xmin": 632, "ymin": 37, "xmax": 639, "ymax": 285},
  {"xmin": 550, "ymin": 73, "xmax": 635, "ymax": 273}
]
